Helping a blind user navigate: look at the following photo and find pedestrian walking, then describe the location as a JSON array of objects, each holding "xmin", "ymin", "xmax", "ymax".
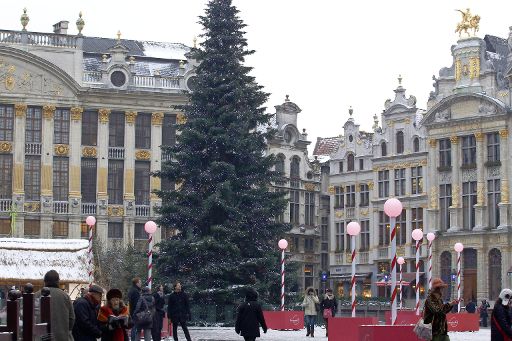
[
  {"xmin": 320, "ymin": 288, "xmax": 337, "ymax": 337},
  {"xmin": 480, "ymin": 299, "xmax": 490, "ymax": 327},
  {"xmin": 128, "ymin": 277, "xmax": 142, "ymax": 341},
  {"xmin": 235, "ymin": 288, "xmax": 267, "ymax": 341},
  {"xmin": 491, "ymin": 289, "xmax": 512, "ymax": 341},
  {"xmin": 151, "ymin": 284, "xmax": 166, "ymax": 341},
  {"xmin": 167, "ymin": 281, "xmax": 192, "ymax": 341},
  {"xmin": 423, "ymin": 278, "xmax": 460, "ymax": 341},
  {"xmin": 98, "ymin": 288, "xmax": 131, "ymax": 341},
  {"xmin": 72, "ymin": 284, "xmax": 104, "ymax": 341},
  {"xmin": 465, "ymin": 300, "xmax": 476, "ymax": 314},
  {"xmin": 301, "ymin": 287, "xmax": 319, "ymax": 337},
  {"xmin": 133, "ymin": 287, "xmax": 155, "ymax": 341}
]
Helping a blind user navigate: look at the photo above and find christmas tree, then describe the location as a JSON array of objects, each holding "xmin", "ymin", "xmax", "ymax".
[{"xmin": 156, "ymin": 0, "xmax": 290, "ymax": 304}]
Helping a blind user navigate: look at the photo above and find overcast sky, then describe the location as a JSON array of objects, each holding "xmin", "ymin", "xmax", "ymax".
[{"xmin": 2, "ymin": 1, "xmax": 512, "ymax": 153}]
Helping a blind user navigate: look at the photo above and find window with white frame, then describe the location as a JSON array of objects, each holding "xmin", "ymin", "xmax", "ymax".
[
  {"xmin": 488, "ymin": 179, "xmax": 500, "ymax": 228},
  {"xmin": 394, "ymin": 168, "xmax": 406, "ymax": 196},
  {"xmin": 378, "ymin": 170, "xmax": 389, "ymax": 198},
  {"xmin": 487, "ymin": 132, "xmax": 500, "ymax": 163},
  {"xmin": 360, "ymin": 220, "xmax": 370, "ymax": 251},
  {"xmin": 411, "ymin": 166, "xmax": 423, "ymax": 195},
  {"xmin": 379, "ymin": 211, "xmax": 390, "ymax": 246},
  {"xmin": 345, "ymin": 185, "xmax": 356, "ymax": 207},
  {"xmin": 334, "ymin": 186, "xmax": 344, "ymax": 208},
  {"xmin": 305, "ymin": 192, "xmax": 315, "ymax": 226},
  {"xmin": 359, "ymin": 183, "xmax": 369, "ymax": 207},
  {"xmin": 439, "ymin": 184, "xmax": 452, "ymax": 231},
  {"xmin": 462, "ymin": 181, "xmax": 477, "ymax": 230}
]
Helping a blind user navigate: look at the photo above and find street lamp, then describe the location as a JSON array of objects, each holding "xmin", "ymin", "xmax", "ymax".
[
  {"xmin": 347, "ymin": 221, "xmax": 361, "ymax": 317},
  {"xmin": 144, "ymin": 221, "xmax": 157, "ymax": 290},
  {"xmin": 278, "ymin": 239, "xmax": 288, "ymax": 311},
  {"xmin": 384, "ymin": 198, "xmax": 403, "ymax": 325}
]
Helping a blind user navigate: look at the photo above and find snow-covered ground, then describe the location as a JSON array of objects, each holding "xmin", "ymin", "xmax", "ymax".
[{"xmin": 170, "ymin": 326, "xmax": 490, "ymax": 340}]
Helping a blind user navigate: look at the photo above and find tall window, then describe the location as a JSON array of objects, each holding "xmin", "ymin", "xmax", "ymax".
[
  {"xmin": 489, "ymin": 249, "xmax": 502, "ymax": 300},
  {"xmin": 411, "ymin": 166, "xmax": 423, "ymax": 194},
  {"xmin": 135, "ymin": 161, "xmax": 151, "ymax": 205},
  {"xmin": 52, "ymin": 221, "xmax": 68, "ymax": 238},
  {"xmin": 487, "ymin": 132, "xmax": 500, "ymax": 162},
  {"xmin": 304, "ymin": 238, "xmax": 314, "ymax": 252},
  {"xmin": 289, "ymin": 190, "xmax": 300, "ymax": 224},
  {"xmin": 439, "ymin": 138, "xmax": 451, "ymax": 168},
  {"xmin": 26, "ymin": 107, "xmax": 42, "ymax": 143},
  {"xmin": 108, "ymin": 222, "xmax": 123, "ymax": 239},
  {"xmin": 24, "ymin": 156, "xmax": 41, "ymax": 201},
  {"xmin": 338, "ymin": 161, "xmax": 343, "ymax": 173},
  {"xmin": 381, "ymin": 142, "xmax": 387, "ymax": 156},
  {"xmin": 360, "ymin": 220, "xmax": 370, "ymax": 252},
  {"xmin": 335, "ymin": 222, "xmax": 345, "ymax": 252},
  {"xmin": 54, "ymin": 108, "xmax": 70, "ymax": 144},
  {"xmin": 305, "ymin": 192, "xmax": 315, "ymax": 226},
  {"xmin": 108, "ymin": 160, "xmax": 124, "ymax": 204},
  {"xmin": 462, "ymin": 181, "xmax": 477, "ymax": 230},
  {"xmin": 488, "ymin": 179, "xmax": 500, "ymax": 229},
  {"xmin": 0, "ymin": 219, "xmax": 10, "ymax": 235},
  {"xmin": 345, "ymin": 185, "xmax": 355, "ymax": 207},
  {"xmin": 304, "ymin": 264, "xmax": 314, "ymax": 288},
  {"xmin": 394, "ymin": 168, "xmax": 406, "ymax": 196},
  {"xmin": 396, "ymin": 209, "xmax": 406, "ymax": 245},
  {"xmin": 359, "ymin": 158, "xmax": 364, "ymax": 170},
  {"xmin": 359, "ymin": 183, "xmax": 369, "ymax": 207},
  {"xmin": 440, "ymin": 251, "xmax": 452, "ymax": 300},
  {"xmin": 0, "ymin": 105, "xmax": 14, "ymax": 141},
  {"xmin": 134, "ymin": 223, "xmax": 146, "ymax": 240},
  {"xmin": 162, "ymin": 114, "xmax": 177, "ymax": 147},
  {"xmin": 24, "ymin": 220, "xmax": 40, "ymax": 237},
  {"xmin": 411, "ymin": 207, "xmax": 424, "ymax": 232},
  {"xmin": 334, "ymin": 186, "xmax": 344, "ymax": 208},
  {"xmin": 413, "ymin": 137, "xmax": 420, "ymax": 152},
  {"xmin": 275, "ymin": 154, "xmax": 285, "ymax": 175},
  {"xmin": 396, "ymin": 131, "xmax": 404, "ymax": 154},
  {"xmin": 439, "ymin": 184, "xmax": 452, "ymax": 230},
  {"xmin": 379, "ymin": 211, "xmax": 390, "ymax": 246},
  {"xmin": 321, "ymin": 216, "xmax": 329, "ymax": 251},
  {"xmin": 0, "ymin": 155, "xmax": 13, "ymax": 198},
  {"xmin": 378, "ymin": 170, "xmax": 389, "ymax": 198},
  {"xmin": 82, "ymin": 110, "xmax": 98, "ymax": 146},
  {"xmin": 135, "ymin": 113, "xmax": 151, "ymax": 149},
  {"xmin": 53, "ymin": 157, "xmax": 69, "ymax": 201},
  {"xmin": 290, "ymin": 156, "xmax": 300, "ymax": 187},
  {"xmin": 109, "ymin": 112, "xmax": 125, "ymax": 147},
  {"xmin": 462, "ymin": 135, "xmax": 476, "ymax": 166},
  {"xmin": 81, "ymin": 159, "xmax": 97, "ymax": 203},
  {"xmin": 347, "ymin": 154, "xmax": 355, "ymax": 171}
]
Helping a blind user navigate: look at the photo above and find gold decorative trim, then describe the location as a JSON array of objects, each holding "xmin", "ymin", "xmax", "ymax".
[
  {"xmin": 125, "ymin": 111, "xmax": 137, "ymax": 124},
  {"xmin": 429, "ymin": 186, "xmax": 438, "ymax": 209},
  {"xmin": 82, "ymin": 146, "xmax": 97, "ymax": 158},
  {"xmin": 499, "ymin": 130, "xmax": 509, "ymax": 138},
  {"xmin": 176, "ymin": 112, "xmax": 187, "ymax": 125},
  {"xmin": 502, "ymin": 179, "xmax": 509, "ymax": 204},
  {"xmin": 335, "ymin": 210, "xmax": 344, "ymax": 218},
  {"xmin": 476, "ymin": 182, "xmax": 485, "ymax": 205},
  {"xmin": 304, "ymin": 183, "xmax": 316, "ymax": 192},
  {"xmin": 42, "ymin": 105, "xmax": 56, "ymax": 119},
  {"xmin": 469, "ymin": 56, "xmax": 480, "ymax": 79},
  {"xmin": 328, "ymin": 185, "xmax": 335, "ymax": 195},
  {"xmin": 367, "ymin": 181, "xmax": 374, "ymax": 190},
  {"xmin": 107, "ymin": 205, "xmax": 124, "ymax": 217},
  {"xmin": 360, "ymin": 208, "xmax": 369, "ymax": 217},
  {"xmin": 15, "ymin": 104, "xmax": 27, "ymax": 117},
  {"xmin": 152, "ymin": 112, "xmax": 164, "ymax": 125},
  {"xmin": 451, "ymin": 185, "xmax": 460, "ymax": 208},
  {"xmin": 71, "ymin": 107, "xmax": 83, "ymax": 121},
  {"xmin": 450, "ymin": 136, "xmax": 459, "ymax": 144},
  {"xmin": 428, "ymin": 139, "xmax": 437, "ymax": 148},
  {"xmin": 135, "ymin": 150, "xmax": 151, "ymax": 160},
  {"xmin": 98, "ymin": 109, "xmax": 110, "ymax": 123},
  {"xmin": 0, "ymin": 142, "xmax": 12, "ymax": 153},
  {"xmin": 24, "ymin": 202, "xmax": 41, "ymax": 213},
  {"xmin": 54, "ymin": 144, "xmax": 69, "ymax": 156},
  {"xmin": 474, "ymin": 132, "xmax": 484, "ymax": 141},
  {"xmin": 455, "ymin": 59, "xmax": 462, "ymax": 81},
  {"xmin": 5, "ymin": 75, "xmax": 15, "ymax": 91}
]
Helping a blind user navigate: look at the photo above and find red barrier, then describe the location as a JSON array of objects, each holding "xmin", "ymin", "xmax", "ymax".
[
  {"xmin": 162, "ymin": 317, "xmax": 173, "ymax": 337},
  {"xmin": 446, "ymin": 313, "xmax": 480, "ymax": 332},
  {"xmin": 263, "ymin": 311, "xmax": 304, "ymax": 330},
  {"xmin": 327, "ymin": 317, "xmax": 378, "ymax": 341},
  {"xmin": 359, "ymin": 325, "xmax": 419, "ymax": 341},
  {"xmin": 384, "ymin": 310, "xmax": 421, "ymax": 325}
]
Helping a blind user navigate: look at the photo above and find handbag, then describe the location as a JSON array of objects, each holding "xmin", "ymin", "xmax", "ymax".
[
  {"xmin": 323, "ymin": 308, "xmax": 332, "ymax": 319},
  {"xmin": 413, "ymin": 317, "xmax": 433, "ymax": 340},
  {"xmin": 135, "ymin": 298, "xmax": 153, "ymax": 325}
]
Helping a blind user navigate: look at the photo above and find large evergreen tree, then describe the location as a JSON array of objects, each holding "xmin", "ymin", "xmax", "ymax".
[{"xmin": 156, "ymin": 0, "xmax": 289, "ymax": 303}]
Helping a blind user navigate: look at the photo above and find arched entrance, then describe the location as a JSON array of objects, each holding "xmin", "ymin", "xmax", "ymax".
[
  {"xmin": 463, "ymin": 248, "xmax": 477, "ymax": 302},
  {"xmin": 489, "ymin": 248, "xmax": 502, "ymax": 300},
  {"xmin": 440, "ymin": 251, "xmax": 452, "ymax": 300}
]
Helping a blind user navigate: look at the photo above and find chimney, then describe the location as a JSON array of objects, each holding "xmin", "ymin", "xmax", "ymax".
[{"xmin": 53, "ymin": 21, "xmax": 69, "ymax": 34}]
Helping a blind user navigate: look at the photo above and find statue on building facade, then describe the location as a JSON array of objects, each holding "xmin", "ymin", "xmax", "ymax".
[{"xmin": 455, "ymin": 8, "xmax": 480, "ymax": 38}]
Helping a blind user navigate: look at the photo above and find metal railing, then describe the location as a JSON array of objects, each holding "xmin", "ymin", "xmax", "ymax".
[
  {"xmin": 108, "ymin": 147, "xmax": 125, "ymax": 159},
  {"xmin": 81, "ymin": 203, "xmax": 97, "ymax": 215},
  {"xmin": 0, "ymin": 199, "xmax": 12, "ymax": 212},
  {"xmin": 53, "ymin": 201, "xmax": 69, "ymax": 214},
  {"xmin": 25, "ymin": 143, "xmax": 42, "ymax": 155},
  {"xmin": 135, "ymin": 205, "xmax": 150, "ymax": 217}
]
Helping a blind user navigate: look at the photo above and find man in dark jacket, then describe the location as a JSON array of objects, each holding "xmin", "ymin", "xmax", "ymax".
[
  {"xmin": 152, "ymin": 285, "xmax": 166, "ymax": 341},
  {"xmin": 167, "ymin": 281, "xmax": 192, "ymax": 341},
  {"xmin": 235, "ymin": 288, "xmax": 267, "ymax": 341},
  {"xmin": 491, "ymin": 289, "xmax": 512, "ymax": 341},
  {"xmin": 128, "ymin": 277, "xmax": 142, "ymax": 341},
  {"xmin": 72, "ymin": 284, "xmax": 103, "ymax": 341},
  {"xmin": 466, "ymin": 300, "xmax": 476, "ymax": 313},
  {"xmin": 481, "ymin": 299, "xmax": 491, "ymax": 327}
]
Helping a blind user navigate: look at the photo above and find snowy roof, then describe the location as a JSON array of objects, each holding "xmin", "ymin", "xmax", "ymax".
[
  {"xmin": 313, "ymin": 136, "xmax": 341, "ymax": 156},
  {"xmin": 0, "ymin": 238, "xmax": 89, "ymax": 283}
]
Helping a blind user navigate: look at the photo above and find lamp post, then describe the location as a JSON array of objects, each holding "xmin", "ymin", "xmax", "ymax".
[
  {"xmin": 144, "ymin": 221, "xmax": 157, "ymax": 290},
  {"xmin": 85, "ymin": 216, "xmax": 96, "ymax": 287},
  {"xmin": 454, "ymin": 242, "xmax": 464, "ymax": 313},
  {"xmin": 426, "ymin": 233, "xmax": 436, "ymax": 290},
  {"xmin": 384, "ymin": 198, "xmax": 403, "ymax": 326},
  {"xmin": 347, "ymin": 221, "xmax": 361, "ymax": 317},
  {"xmin": 397, "ymin": 257, "xmax": 405, "ymax": 310},
  {"xmin": 278, "ymin": 239, "xmax": 288, "ymax": 311},
  {"xmin": 412, "ymin": 228, "xmax": 423, "ymax": 316}
]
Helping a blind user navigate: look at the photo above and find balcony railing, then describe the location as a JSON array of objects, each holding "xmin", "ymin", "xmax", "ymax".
[
  {"xmin": 359, "ymin": 251, "xmax": 369, "ymax": 264},
  {"xmin": 135, "ymin": 205, "xmax": 150, "ymax": 217},
  {"xmin": 82, "ymin": 71, "xmax": 103, "ymax": 84},
  {"xmin": 25, "ymin": 143, "xmax": 42, "ymax": 155},
  {"xmin": 0, "ymin": 29, "xmax": 81, "ymax": 48},
  {"xmin": 133, "ymin": 75, "xmax": 181, "ymax": 89},
  {"xmin": 345, "ymin": 207, "xmax": 355, "ymax": 219},
  {"xmin": 0, "ymin": 30, "xmax": 21, "ymax": 44},
  {"xmin": 81, "ymin": 203, "xmax": 97, "ymax": 215},
  {"xmin": 108, "ymin": 147, "xmax": 125, "ymax": 159},
  {"xmin": 0, "ymin": 199, "xmax": 12, "ymax": 212},
  {"xmin": 378, "ymin": 247, "xmax": 389, "ymax": 258},
  {"xmin": 53, "ymin": 201, "xmax": 69, "ymax": 214}
]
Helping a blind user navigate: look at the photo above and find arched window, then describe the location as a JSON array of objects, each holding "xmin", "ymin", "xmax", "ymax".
[
  {"xmin": 489, "ymin": 248, "xmax": 502, "ymax": 300},
  {"xmin": 413, "ymin": 137, "xmax": 420, "ymax": 153},
  {"xmin": 381, "ymin": 142, "xmax": 387, "ymax": 157},
  {"xmin": 396, "ymin": 131, "xmax": 404, "ymax": 154},
  {"xmin": 290, "ymin": 156, "xmax": 300, "ymax": 179},
  {"xmin": 275, "ymin": 154, "xmax": 285, "ymax": 175},
  {"xmin": 440, "ymin": 251, "xmax": 452, "ymax": 300},
  {"xmin": 347, "ymin": 154, "xmax": 355, "ymax": 172}
]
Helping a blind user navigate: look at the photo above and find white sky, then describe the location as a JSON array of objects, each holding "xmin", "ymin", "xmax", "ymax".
[{"xmin": 2, "ymin": 1, "xmax": 512, "ymax": 153}]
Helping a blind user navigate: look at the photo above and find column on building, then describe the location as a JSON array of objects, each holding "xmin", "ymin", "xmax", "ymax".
[
  {"xmin": 448, "ymin": 136, "xmax": 461, "ymax": 231},
  {"xmin": 41, "ymin": 105, "xmax": 56, "ymax": 238},
  {"xmin": 498, "ymin": 129, "xmax": 510, "ymax": 228},
  {"xmin": 473, "ymin": 132, "xmax": 485, "ymax": 230},
  {"xmin": 69, "ymin": 107, "xmax": 83, "ymax": 238},
  {"xmin": 476, "ymin": 246, "xmax": 488, "ymax": 302},
  {"xmin": 124, "ymin": 111, "xmax": 137, "ymax": 245},
  {"xmin": 13, "ymin": 104, "xmax": 26, "ymax": 237},
  {"xmin": 150, "ymin": 112, "xmax": 163, "ymax": 244},
  {"xmin": 96, "ymin": 109, "xmax": 110, "ymax": 244}
]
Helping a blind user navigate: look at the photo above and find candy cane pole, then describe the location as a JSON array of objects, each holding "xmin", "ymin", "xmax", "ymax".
[
  {"xmin": 454, "ymin": 243, "xmax": 464, "ymax": 313},
  {"xmin": 278, "ymin": 239, "xmax": 288, "ymax": 311},
  {"xmin": 351, "ymin": 234, "xmax": 356, "ymax": 317},
  {"xmin": 427, "ymin": 233, "xmax": 436, "ymax": 290},
  {"xmin": 85, "ymin": 216, "xmax": 96, "ymax": 287},
  {"xmin": 415, "ymin": 239, "xmax": 420, "ymax": 315},
  {"xmin": 390, "ymin": 216, "xmax": 397, "ymax": 324},
  {"xmin": 397, "ymin": 257, "xmax": 405, "ymax": 310},
  {"xmin": 144, "ymin": 221, "xmax": 158, "ymax": 290}
]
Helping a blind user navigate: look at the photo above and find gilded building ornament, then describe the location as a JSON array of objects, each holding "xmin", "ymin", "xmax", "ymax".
[
  {"xmin": 474, "ymin": 132, "xmax": 484, "ymax": 141},
  {"xmin": 24, "ymin": 202, "xmax": 40, "ymax": 213},
  {"xmin": 455, "ymin": 59, "xmax": 462, "ymax": 81},
  {"xmin": 455, "ymin": 8, "xmax": 480, "ymax": 38},
  {"xmin": 152, "ymin": 112, "xmax": 164, "ymax": 125},
  {"xmin": 451, "ymin": 185, "xmax": 460, "ymax": 208},
  {"xmin": 107, "ymin": 205, "xmax": 124, "ymax": 217},
  {"xmin": 54, "ymin": 144, "xmax": 69, "ymax": 156},
  {"xmin": 428, "ymin": 139, "xmax": 437, "ymax": 148},
  {"xmin": 176, "ymin": 112, "xmax": 187, "ymax": 125},
  {"xmin": 404, "ymin": 117, "xmax": 411, "ymax": 124},
  {"xmin": 304, "ymin": 183, "xmax": 316, "ymax": 192},
  {"xmin": 135, "ymin": 150, "xmax": 151, "ymax": 160},
  {"xmin": 499, "ymin": 130, "xmax": 509, "ymax": 138},
  {"xmin": 82, "ymin": 146, "xmax": 97, "ymax": 158},
  {"xmin": 42, "ymin": 105, "xmax": 56, "ymax": 119},
  {"xmin": 125, "ymin": 111, "xmax": 137, "ymax": 124},
  {"xmin": 0, "ymin": 142, "xmax": 12, "ymax": 153},
  {"xmin": 502, "ymin": 179, "xmax": 509, "ymax": 203},
  {"xmin": 360, "ymin": 208, "xmax": 369, "ymax": 217},
  {"xmin": 5, "ymin": 75, "xmax": 15, "ymax": 91},
  {"xmin": 429, "ymin": 186, "xmax": 438, "ymax": 209},
  {"xmin": 328, "ymin": 185, "xmax": 335, "ymax": 195},
  {"xmin": 420, "ymin": 159, "xmax": 428, "ymax": 166},
  {"xmin": 15, "ymin": 104, "xmax": 27, "ymax": 117},
  {"xmin": 71, "ymin": 107, "xmax": 83, "ymax": 121},
  {"xmin": 98, "ymin": 109, "xmax": 111, "ymax": 123},
  {"xmin": 367, "ymin": 182, "xmax": 374, "ymax": 190},
  {"xmin": 469, "ymin": 57, "xmax": 480, "ymax": 79},
  {"xmin": 450, "ymin": 136, "xmax": 459, "ymax": 145},
  {"xmin": 335, "ymin": 210, "xmax": 344, "ymax": 218},
  {"xmin": 476, "ymin": 182, "xmax": 485, "ymax": 205}
]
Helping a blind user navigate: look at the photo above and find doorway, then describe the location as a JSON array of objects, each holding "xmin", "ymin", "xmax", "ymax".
[{"xmin": 463, "ymin": 248, "xmax": 477, "ymax": 302}]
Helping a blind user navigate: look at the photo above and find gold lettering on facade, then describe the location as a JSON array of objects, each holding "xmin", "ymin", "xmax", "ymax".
[
  {"xmin": 152, "ymin": 112, "xmax": 164, "ymax": 125},
  {"xmin": 470, "ymin": 57, "xmax": 480, "ymax": 79},
  {"xmin": 71, "ymin": 107, "xmax": 83, "ymax": 121},
  {"xmin": 98, "ymin": 109, "xmax": 111, "ymax": 123}
]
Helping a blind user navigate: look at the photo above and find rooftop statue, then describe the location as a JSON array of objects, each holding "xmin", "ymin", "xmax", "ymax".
[{"xmin": 455, "ymin": 8, "xmax": 480, "ymax": 38}]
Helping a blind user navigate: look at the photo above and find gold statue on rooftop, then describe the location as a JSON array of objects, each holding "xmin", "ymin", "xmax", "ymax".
[{"xmin": 455, "ymin": 8, "xmax": 480, "ymax": 38}]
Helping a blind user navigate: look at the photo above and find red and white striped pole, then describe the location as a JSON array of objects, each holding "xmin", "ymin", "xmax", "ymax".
[
  {"xmin": 145, "ymin": 221, "xmax": 158, "ymax": 290},
  {"xmin": 397, "ymin": 257, "xmax": 405, "ymax": 310},
  {"xmin": 347, "ymin": 222, "xmax": 361, "ymax": 318},
  {"xmin": 384, "ymin": 198, "xmax": 402, "ymax": 326},
  {"xmin": 85, "ymin": 216, "xmax": 96, "ymax": 287},
  {"xmin": 427, "ymin": 233, "xmax": 436, "ymax": 290},
  {"xmin": 454, "ymin": 243, "xmax": 464, "ymax": 313},
  {"xmin": 278, "ymin": 239, "xmax": 288, "ymax": 311},
  {"xmin": 412, "ymin": 229, "xmax": 423, "ymax": 316}
]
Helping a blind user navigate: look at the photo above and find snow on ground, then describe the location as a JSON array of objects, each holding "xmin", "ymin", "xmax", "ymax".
[{"xmin": 170, "ymin": 326, "xmax": 490, "ymax": 340}]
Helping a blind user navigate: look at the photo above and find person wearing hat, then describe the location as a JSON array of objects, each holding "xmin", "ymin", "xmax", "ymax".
[
  {"xmin": 423, "ymin": 278, "xmax": 460, "ymax": 341},
  {"xmin": 72, "ymin": 284, "xmax": 104, "ymax": 341},
  {"xmin": 98, "ymin": 288, "xmax": 131, "ymax": 341},
  {"xmin": 235, "ymin": 288, "xmax": 267, "ymax": 341},
  {"xmin": 320, "ymin": 288, "xmax": 338, "ymax": 337},
  {"xmin": 491, "ymin": 288, "xmax": 512, "ymax": 341}
]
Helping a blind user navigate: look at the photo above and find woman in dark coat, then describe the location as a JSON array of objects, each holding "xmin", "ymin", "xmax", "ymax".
[
  {"xmin": 320, "ymin": 288, "xmax": 337, "ymax": 337},
  {"xmin": 491, "ymin": 289, "xmax": 512, "ymax": 341},
  {"xmin": 481, "ymin": 299, "xmax": 490, "ymax": 327},
  {"xmin": 133, "ymin": 287, "xmax": 155, "ymax": 341},
  {"xmin": 235, "ymin": 288, "xmax": 267, "ymax": 341},
  {"xmin": 423, "ymin": 278, "xmax": 460, "ymax": 341},
  {"xmin": 151, "ymin": 285, "xmax": 166, "ymax": 341},
  {"xmin": 167, "ymin": 281, "xmax": 192, "ymax": 341},
  {"xmin": 97, "ymin": 289, "xmax": 131, "ymax": 341}
]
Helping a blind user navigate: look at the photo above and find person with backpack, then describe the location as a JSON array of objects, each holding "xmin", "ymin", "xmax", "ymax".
[
  {"xmin": 235, "ymin": 288, "xmax": 267, "ymax": 341},
  {"xmin": 133, "ymin": 287, "xmax": 155, "ymax": 341}
]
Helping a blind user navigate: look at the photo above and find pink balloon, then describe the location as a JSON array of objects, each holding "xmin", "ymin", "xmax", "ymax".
[
  {"xmin": 427, "ymin": 232, "xmax": 436, "ymax": 242},
  {"xmin": 412, "ymin": 228, "xmax": 423, "ymax": 241},
  {"xmin": 144, "ymin": 221, "xmax": 158, "ymax": 234},
  {"xmin": 347, "ymin": 222, "xmax": 361, "ymax": 236},
  {"xmin": 397, "ymin": 257, "xmax": 405, "ymax": 265},
  {"xmin": 85, "ymin": 216, "xmax": 96, "ymax": 226},
  {"xmin": 278, "ymin": 239, "xmax": 288, "ymax": 250},
  {"xmin": 384, "ymin": 198, "xmax": 403, "ymax": 218},
  {"xmin": 454, "ymin": 242, "xmax": 464, "ymax": 253}
]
